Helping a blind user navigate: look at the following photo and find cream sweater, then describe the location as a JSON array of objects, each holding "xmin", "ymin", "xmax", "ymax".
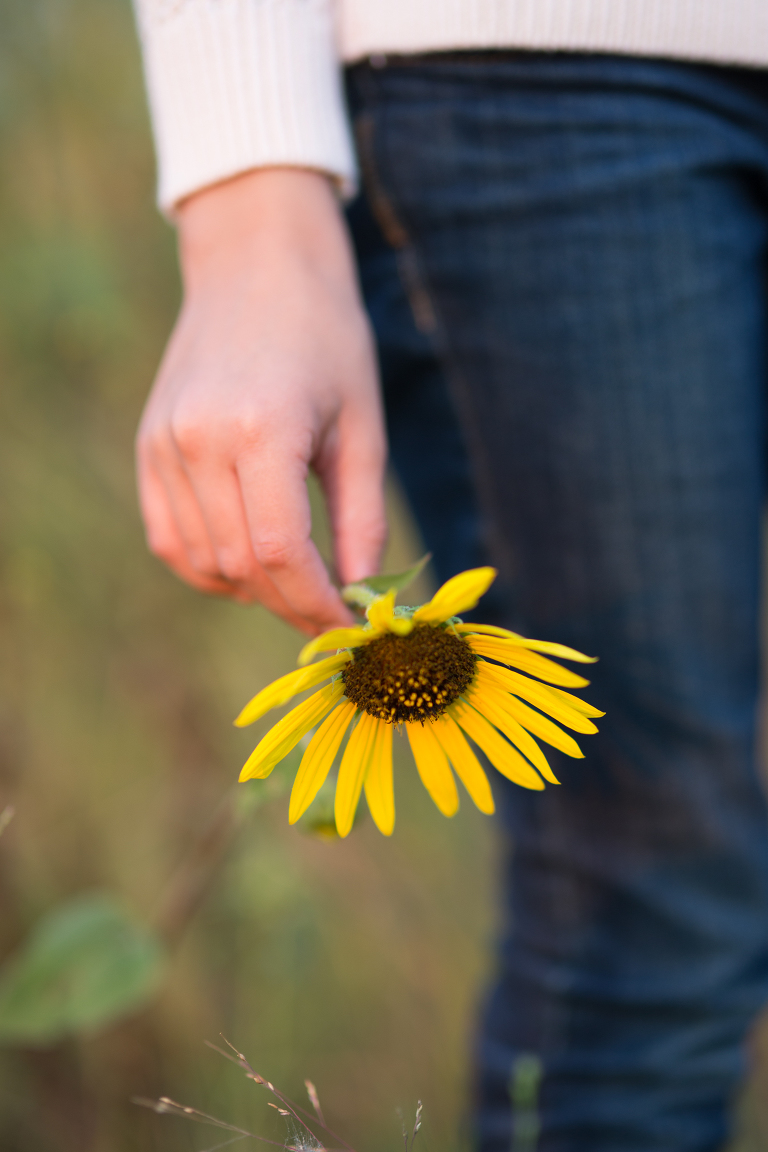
[{"xmin": 133, "ymin": 1, "xmax": 768, "ymax": 212}]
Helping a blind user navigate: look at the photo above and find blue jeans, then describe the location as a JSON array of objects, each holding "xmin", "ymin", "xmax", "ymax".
[{"xmin": 346, "ymin": 54, "xmax": 768, "ymax": 1152}]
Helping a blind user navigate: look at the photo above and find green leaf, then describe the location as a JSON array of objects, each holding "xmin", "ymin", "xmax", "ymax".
[
  {"xmin": 0, "ymin": 893, "xmax": 166, "ymax": 1046},
  {"xmin": 342, "ymin": 553, "xmax": 431, "ymax": 610}
]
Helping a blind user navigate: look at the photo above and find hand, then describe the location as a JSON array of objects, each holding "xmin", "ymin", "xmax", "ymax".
[{"xmin": 136, "ymin": 168, "xmax": 387, "ymax": 635}]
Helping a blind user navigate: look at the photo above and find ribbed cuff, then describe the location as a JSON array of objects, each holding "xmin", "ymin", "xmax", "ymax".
[{"xmin": 134, "ymin": 0, "xmax": 357, "ymax": 214}]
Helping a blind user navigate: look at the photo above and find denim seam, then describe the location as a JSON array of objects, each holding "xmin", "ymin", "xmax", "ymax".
[
  {"xmin": 353, "ymin": 113, "xmax": 439, "ymax": 336},
  {"xmin": 352, "ymin": 103, "xmax": 519, "ymax": 583}
]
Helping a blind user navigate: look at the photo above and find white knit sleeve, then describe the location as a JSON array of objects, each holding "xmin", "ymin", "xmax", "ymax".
[{"xmin": 133, "ymin": 0, "xmax": 357, "ymax": 213}]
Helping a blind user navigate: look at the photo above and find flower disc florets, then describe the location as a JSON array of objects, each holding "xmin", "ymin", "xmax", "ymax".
[{"xmin": 342, "ymin": 625, "xmax": 478, "ymax": 724}]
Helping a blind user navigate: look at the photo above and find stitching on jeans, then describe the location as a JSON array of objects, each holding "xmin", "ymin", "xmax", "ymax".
[
  {"xmin": 354, "ymin": 116, "xmax": 408, "ymax": 248},
  {"xmin": 351, "ymin": 91, "xmax": 513, "ymax": 581},
  {"xmin": 394, "ymin": 250, "xmax": 438, "ymax": 336},
  {"xmin": 354, "ymin": 115, "xmax": 438, "ymax": 336}
]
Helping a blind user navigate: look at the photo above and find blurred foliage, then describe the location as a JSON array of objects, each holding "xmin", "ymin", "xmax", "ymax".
[
  {"xmin": 0, "ymin": 895, "xmax": 166, "ymax": 1045},
  {"xmin": 0, "ymin": 1, "xmax": 497, "ymax": 1150}
]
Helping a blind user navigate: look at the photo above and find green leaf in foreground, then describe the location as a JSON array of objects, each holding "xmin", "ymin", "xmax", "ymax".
[
  {"xmin": 0, "ymin": 893, "xmax": 166, "ymax": 1045},
  {"xmin": 342, "ymin": 553, "xmax": 431, "ymax": 610}
]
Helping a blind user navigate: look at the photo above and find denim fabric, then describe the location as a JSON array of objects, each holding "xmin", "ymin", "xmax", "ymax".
[{"xmin": 346, "ymin": 54, "xmax": 768, "ymax": 1152}]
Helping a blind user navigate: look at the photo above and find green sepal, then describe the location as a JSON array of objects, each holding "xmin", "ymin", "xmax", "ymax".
[{"xmin": 341, "ymin": 553, "xmax": 431, "ymax": 611}]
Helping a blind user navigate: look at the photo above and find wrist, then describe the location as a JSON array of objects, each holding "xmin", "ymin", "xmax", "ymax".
[{"xmin": 176, "ymin": 167, "xmax": 349, "ymax": 291}]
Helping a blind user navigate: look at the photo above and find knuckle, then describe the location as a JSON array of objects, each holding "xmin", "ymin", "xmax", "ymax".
[
  {"xmin": 236, "ymin": 413, "xmax": 266, "ymax": 448},
  {"xmin": 154, "ymin": 437, "xmax": 185, "ymax": 474},
  {"xmin": 366, "ymin": 515, "xmax": 388, "ymax": 547},
  {"xmin": 187, "ymin": 549, "xmax": 220, "ymax": 579},
  {"xmin": 252, "ymin": 534, "xmax": 296, "ymax": 571},
  {"xmin": 147, "ymin": 534, "xmax": 180, "ymax": 566},
  {"xmin": 137, "ymin": 426, "xmax": 169, "ymax": 465},
  {"xmin": 170, "ymin": 412, "xmax": 206, "ymax": 460},
  {"xmin": 217, "ymin": 550, "xmax": 253, "ymax": 583}
]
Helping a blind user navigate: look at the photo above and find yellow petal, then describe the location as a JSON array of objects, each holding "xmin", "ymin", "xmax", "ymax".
[
  {"xmin": 289, "ymin": 700, "xmax": 357, "ymax": 823},
  {"xmin": 298, "ymin": 626, "xmax": 373, "ymax": 666},
  {"xmin": 366, "ymin": 589, "xmax": 395, "ymax": 630},
  {"xmin": 466, "ymin": 637, "xmax": 589, "ymax": 687},
  {"xmin": 455, "ymin": 623, "xmax": 597, "ymax": 663},
  {"xmin": 466, "ymin": 682, "xmax": 560, "ymax": 784},
  {"xmin": 363, "ymin": 721, "xmax": 395, "ymax": 835},
  {"xmin": 477, "ymin": 661, "xmax": 601, "ymax": 733},
  {"xmin": 546, "ymin": 684, "xmax": 606, "ymax": 718},
  {"xmin": 235, "ymin": 652, "xmax": 351, "ymax": 727},
  {"xmin": 475, "ymin": 668, "xmax": 584, "ymax": 758},
  {"xmin": 450, "ymin": 700, "xmax": 545, "ymax": 790},
  {"xmin": 412, "ymin": 567, "xmax": 496, "ymax": 625},
  {"xmin": 335, "ymin": 711, "xmax": 379, "ymax": 837},
  {"xmin": 366, "ymin": 589, "xmax": 414, "ymax": 636},
  {"xmin": 407, "ymin": 722, "xmax": 459, "ymax": 817},
  {"xmin": 239, "ymin": 682, "xmax": 344, "ymax": 782},
  {"xmin": 432, "ymin": 713, "xmax": 494, "ymax": 814},
  {"xmin": 453, "ymin": 623, "xmax": 519, "ymax": 639}
]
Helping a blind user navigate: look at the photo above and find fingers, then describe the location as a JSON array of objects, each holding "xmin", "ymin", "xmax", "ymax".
[
  {"xmin": 236, "ymin": 442, "xmax": 355, "ymax": 632},
  {"xmin": 319, "ymin": 400, "xmax": 388, "ymax": 588},
  {"xmin": 137, "ymin": 392, "xmax": 385, "ymax": 634},
  {"xmin": 177, "ymin": 443, "xmax": 330, "ymax": 631},
  {"xmin": 138, "ymin": 426, "xmax": 331, "ymax": 632},
  {"xmin": 136, "ymin": 448, "xmax": 234, "ymax": 599}
]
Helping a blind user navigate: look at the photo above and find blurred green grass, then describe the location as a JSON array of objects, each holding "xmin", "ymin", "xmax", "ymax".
[{"xmin": 0, "ymin": 2, "xmax": 497, "ymax": 1150}]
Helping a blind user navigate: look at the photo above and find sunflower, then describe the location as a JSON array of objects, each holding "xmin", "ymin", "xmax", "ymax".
[{"xmin": 235, "ymin": 567, "xmax": 603, "ymax": 837}]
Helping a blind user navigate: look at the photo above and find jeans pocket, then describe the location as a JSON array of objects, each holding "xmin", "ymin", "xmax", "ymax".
[{"xmin": 353, "ymin": 112, "xmax": 438, "ymax": 336}]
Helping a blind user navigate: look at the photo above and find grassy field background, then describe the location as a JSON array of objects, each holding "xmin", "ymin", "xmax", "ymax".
[
  {"xmin": 1, "ymin": 4, "xmax": 768, "ymax": 1151},
  {"xmin": 0, "ymin": 3, "xmax": 496, "ymax": 1149}
]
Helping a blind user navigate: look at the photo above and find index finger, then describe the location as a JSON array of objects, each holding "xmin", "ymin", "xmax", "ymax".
[{"xmin": 236, "ymin": 446, "xmax": 355, "ymax": 633}]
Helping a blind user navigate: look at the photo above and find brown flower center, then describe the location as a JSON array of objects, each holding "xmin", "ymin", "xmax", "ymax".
[{"xmin": 342, "ymin": 625, "xmax": 477, "ymax": 724}]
